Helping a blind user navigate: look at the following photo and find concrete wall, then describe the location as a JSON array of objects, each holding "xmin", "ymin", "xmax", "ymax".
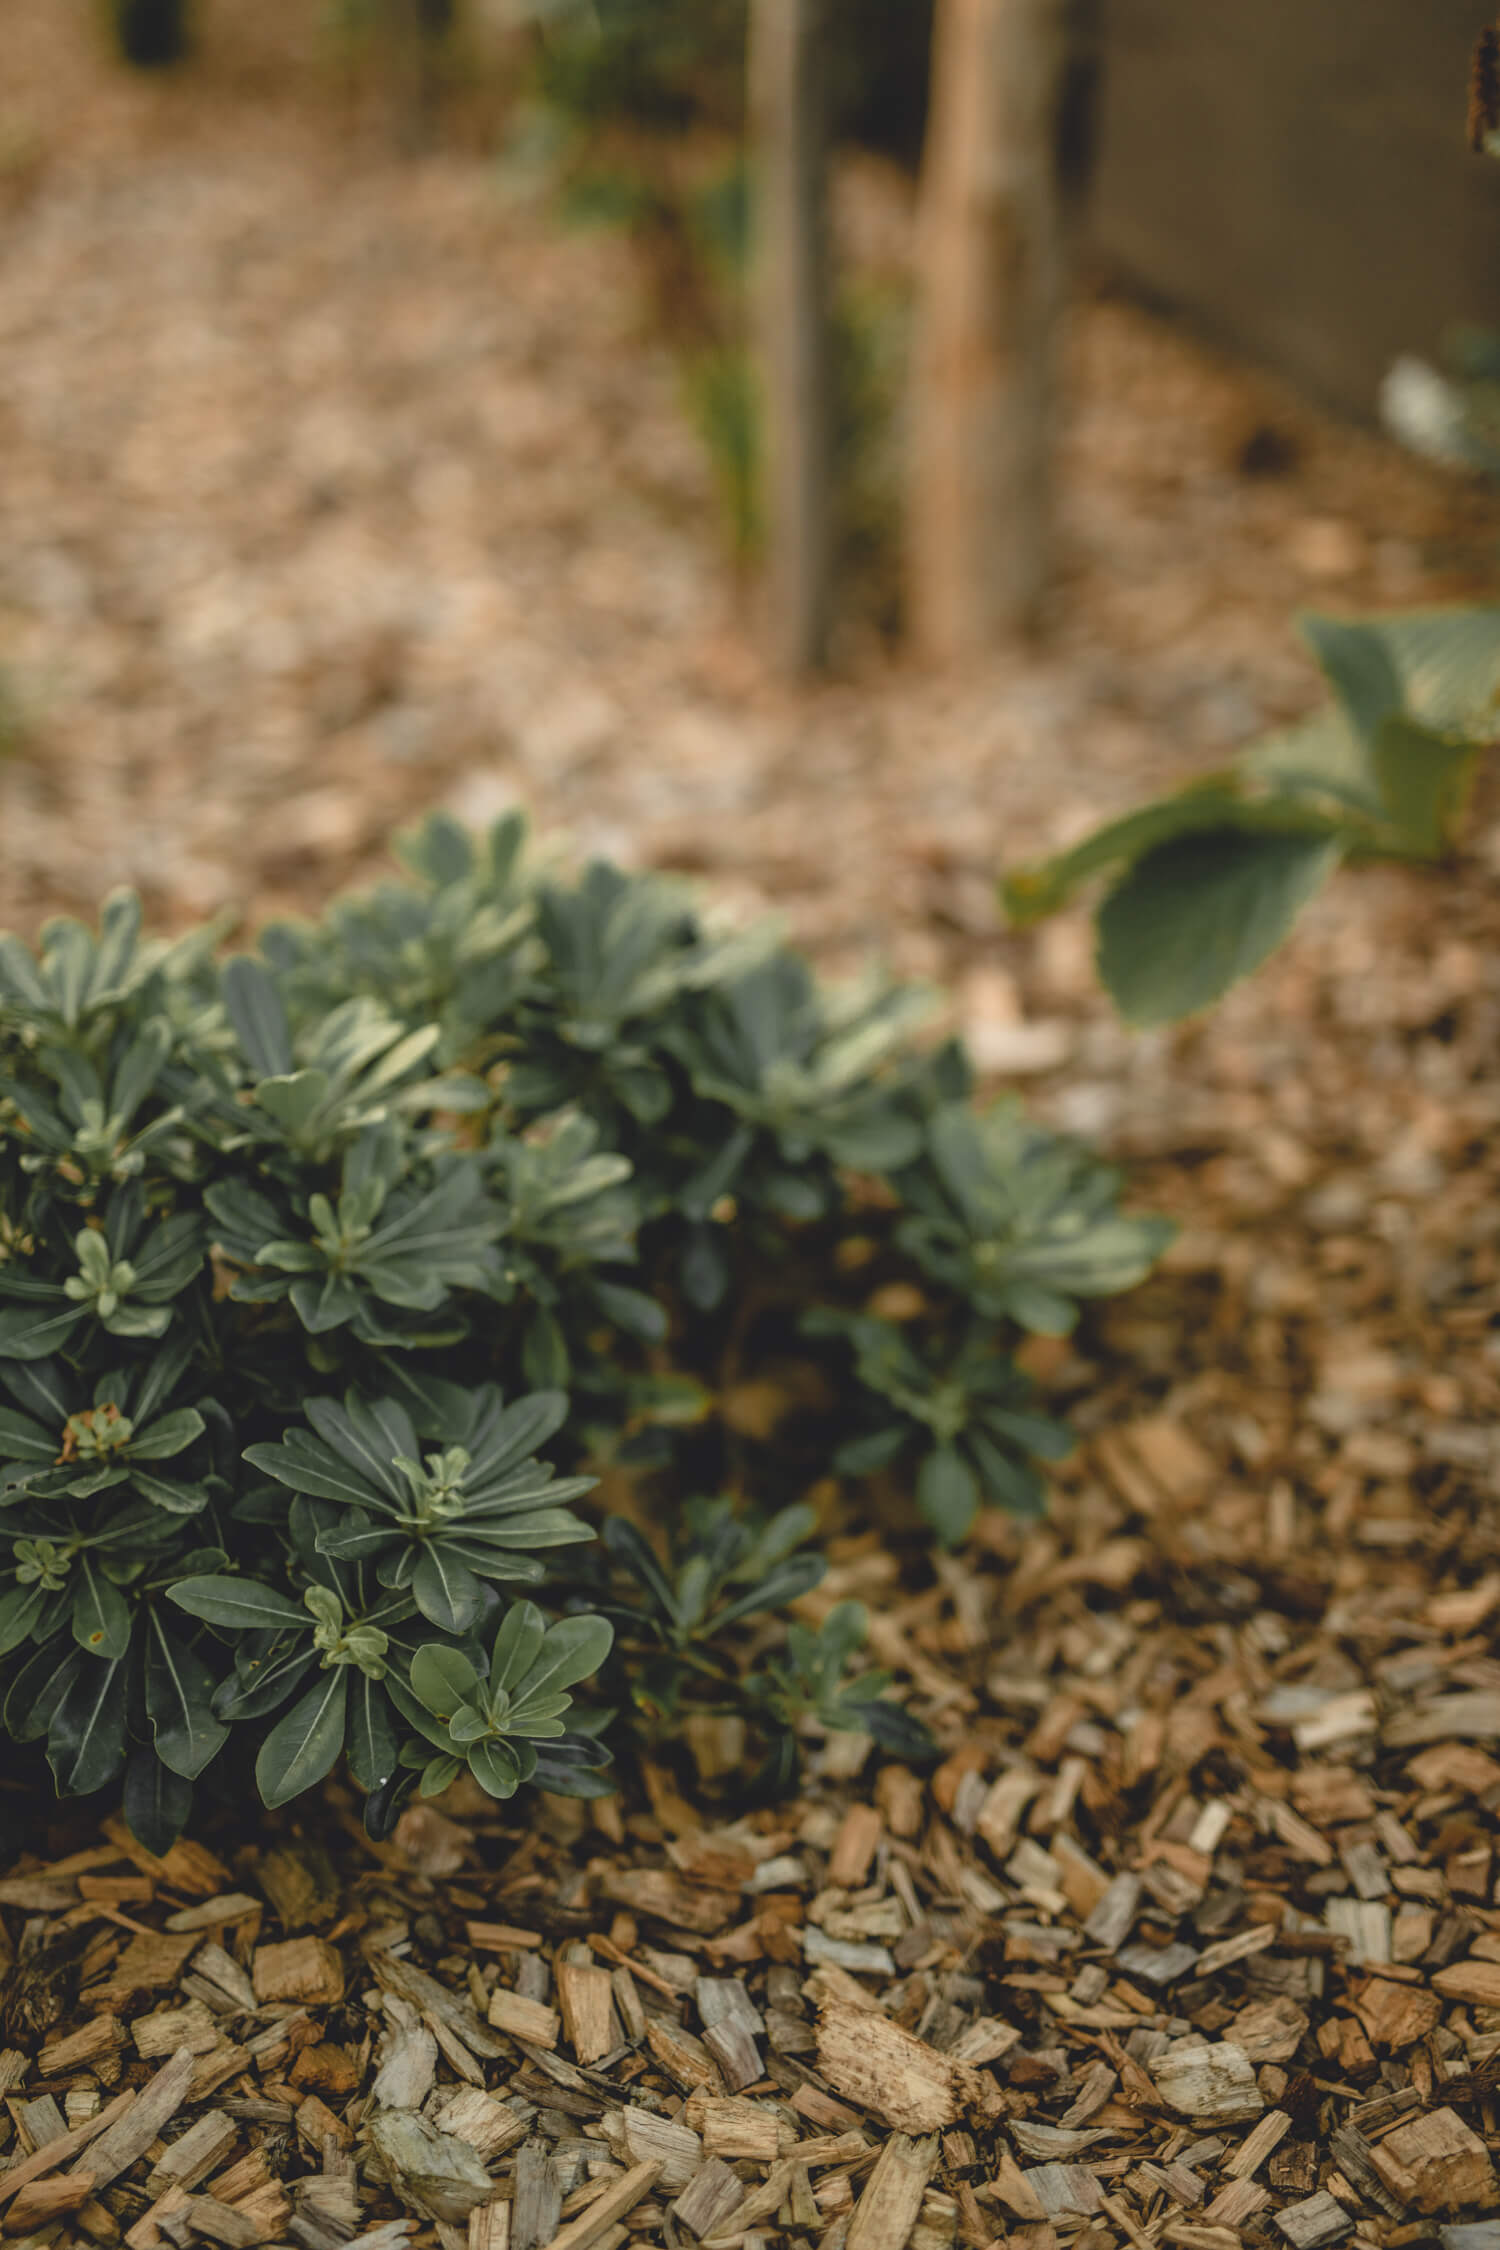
[{"xmin": 1090, "ymin": 0, "xmax": 1500, "ymax": 418}]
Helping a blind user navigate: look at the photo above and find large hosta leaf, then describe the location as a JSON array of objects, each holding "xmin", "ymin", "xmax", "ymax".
[{"xmin": 1095, "ymin": 829, "xmax": 1342, "ymax": 1026}]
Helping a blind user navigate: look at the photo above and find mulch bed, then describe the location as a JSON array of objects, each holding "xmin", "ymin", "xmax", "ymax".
[
  {"xmin": 11, "ymin": 835, "xmax": 1500, "ymax": 2250},
  {"xmin": 6, "ymin": 13, "xmax": 1500, "ymax": 2250},
  {"xmin": 3, "ymin": 1341, "xmax": 1499, "ymax": 2250}
]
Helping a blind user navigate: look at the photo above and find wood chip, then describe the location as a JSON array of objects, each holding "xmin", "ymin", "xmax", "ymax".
[
  {"xmin": 71, "ymin": 2047, "xmax": 198, "ymax": 2190},
  {"xmin": 1274, "ymin": 2191, "xmax": 1353, "ymax": 2248},
  {"xmin": 1225, "ymin": 2110, "xmax": 1291, "ymax": 2179},
  {"xmin": 555, "ymin": 1962, "xmax": 615, "ymax": 2067},
  {"xmin": 816, "ymin": 2001, "xmax": 1005, "ymax": 2136},
  {"xmin": 3, "ymin": 2169, "xmax": 99, "ymax": 2232},
  {"xmin": 828, "ymin": 1806, "xmax": 884, "ymax": 1889},
  {"xmin": 1083, "ymin": 1873, "xmax": 1142, "ymax": 1954},
  {"xmin": 1351, "ymin": 1975, "xmax": 1442, "ymax": 2049},
  {"xmin": 1151, "ymin": 2042, "xmax": 1264, "ymax": 2124},
  {"xmin": 144, "ymin": 2112, "xmax": 238, "ymax": 2193},
  {"xmin": 489, "ymin": 1989, "xmax": 562, "ymax": 2050},
  {"xmin": 844, "ymin": 2133, "xmax": 939, "ymax": 2250},
  {"xmin": 1433, "ymin": 1958, "xmax": 1500, "ymax": 2008},
  {"xmin": 672, "ymin": 2158, "xmax": 744, "ymax": 2240},
  {"xmin": 541, "ymin": 2159, "xmax": 661, "ymax": 2250},
  {"xmin": 1370, "ymin": 2108, "xmax": 1499, "ymax": 2215},
  {"xmin": 251, "ymin": 1938, "xmax": 345, "ymax": 2007},
  {"xmin": 610, "ymin": 2105, "xmax": 702, "ymax": 2191}
]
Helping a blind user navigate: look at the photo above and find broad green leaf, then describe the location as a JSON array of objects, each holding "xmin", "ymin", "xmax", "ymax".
[
  {"xmin": 1001, "ymin": 780, "xmax": 1249, "ymax": 925},
  {"xmin": 4, "ymin": 1639, "xmax": 80, "ymax": 1738},
  {"xmin": 1300, "ymin": 612, "xmax": 1404, "ymax": 745},
  {"xmin": 255, "ymin": 1070, "xmax": 330, "ymax": 1136},
  {"xmin": 968, "ymin": 1427, "xmax": 1048, "ymax": 1517},
  {"xmin": 0, "ymin": 1301, "xmax": 84, "ymax": 1362},
  {"xmin": 110, "ymin": 1018, "xmax": 172, "ymax": 1129},
  {"xmin": 0, "ymin": 1406, "xmax": 58, "ymax": 1462},
  {"xmin": 510, "ymin": 1615, "xmax": 613, "ymax": 1710},
  {"xmin": 167, "ymin": 1576, "xmax": 309, "ymax": 1632},
  {"xmin": 129, "ymin": 1469, "xmax": 210, "ymax": 1515},
  {"xmin": 411, "ymin": 1546, "xmax": 483, "ymax": 1632},
  {"xmin": 0, "ymin": 1581, "xmax": 46, "ymax": 1658},
  {"xmin": 0, "ymin": 931, "xmax": 51, "ymax": 1011},
  {"xmin": 72, "ymin": 1558, "xmax": 132, "ymax": 1660},
  {"xmin": 256, "ymin": 1671, "xmax": 349, "ymax": 1808},
  {"xmin": 346, "ymin": 1675, "xmax": 400, "ymax": 1791},
  {"xmin": 50, "ymin": 1655, "xmax": 128, "ymax": 1795},
  {"xmin": 146, "ymin": 1616, "xmax": 230, "ymax": 1778},
  {"xmin": 87, "ymin": 889, "xmax": 144, "ymax": 1001},
  {"xmin": 1370, "ymin": 716, "xmax": 1481, "ymax": 857},
  {"xmin": 244, "ymin": 1432, "xmax": 385, "ymax": 1511},
  {"xmin": 419, "ymin": 1753, "xmax": 464, "ymax": 1796},
  {"xmin": 490, "ymin": 1600, "xmax": 547, "ymax": 1695},
  {"xmin": 856, "ymin": 1700, "xmax": 934, "ymax": 1759},
  {"xmin": 818, "ymin": 1600, "xmax": 868, "ymax": 1669},
  {"xmin": 408, "ymin": 1643, "xmax": 481, "ymax": 1718},
  {"xmin": 468, "ymin": 1736, "xmax": 525, "ymax": 1798},
  {"xmin": 212, "ymin": 1644, "xmax": 317, "ymax": 1723},
  {"xmin": 915, "ymin": 1446, "xmax": 980, "ymax": 1546},
  {"xmin": 1096, "ymin": 829, "xmax": 1342, "ymax": 1026},
  {"xmin": 1331, "ymin": 603, "xmax": 1500, "ymax": 735},
  {"xmin": 984, "ymin": 1409, "xmax": 1075, "ymax": 1462},
  {"xmin": 712, "ymin": 1554, "xmax": 824, "ymax": 1632},
  {"xmin": 123, "ymin": 1750, "xmax": 194, "ymax": 1858},
  {"xmin": 303, "ymin": 1396, "xmax": 415, "ymax": 1507},
  {"xmin": 466, "ymin": 1390, "xmax": 569, "ymax": 1483},
  {"xmin": 601, "ymin": 1518, "xmax": 680, "ymax": 1623},
  {"xmin": 1242, "ymin": 707, "xmax": 1384, "ymax": 820},
  {"xmin": 223, "ymin": 955, "xmax": 292, "ymax": 1078},
  {"xmin": 832, "ymin": 1424, "xmax": 908, "ymax": 1476},
  {"xmin": 129, "ymin": 1408, "xmax": 205, "ymax": 1461}
]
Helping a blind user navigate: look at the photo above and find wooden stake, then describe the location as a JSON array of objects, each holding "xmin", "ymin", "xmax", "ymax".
[
  {"xmin": 749, "ymin": 0, "xmax": 834, "ymax": 675},
  {"xmin": 907, "ymin": 0, "xmax": 1069, "ymax": 659}
]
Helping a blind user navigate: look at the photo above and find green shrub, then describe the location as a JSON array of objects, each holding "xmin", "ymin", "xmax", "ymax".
[
  {"xmin": 0, "ymin": 818, "xmax": 1168, "ymax": 1850},
  {"xmin": 1003, "ymin": 605, "xmax": 1500, "ymax": 1025}
]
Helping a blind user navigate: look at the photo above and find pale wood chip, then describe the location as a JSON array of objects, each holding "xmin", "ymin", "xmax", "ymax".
[
  {"xmin": 542, "ymin": 2159, "xmax": 661, "ymax": 2250},
  {"xmin": 1273, "ymin": 2191, "xmax": 1354, "ymax": 2248},
  {"xmin": 844, "ymin": 2133, "xmax": 938, "ymax": 2250},
  {"xmin": 70, "ymin": 2047, "xmax": 198, "ymax": 2190},
  {"xmin": 250, "ymin": 1937, "xmax": 344, "ymax": 2007},
  {"xmin": 816, "ymin": 2000, "xmax": 1005, "ymax": 2137}
]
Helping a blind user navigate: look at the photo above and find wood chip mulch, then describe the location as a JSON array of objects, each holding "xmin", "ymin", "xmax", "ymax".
[{"xmin": 3, "ymin": 1390, "xmax": 1499, "ymax": 2250}]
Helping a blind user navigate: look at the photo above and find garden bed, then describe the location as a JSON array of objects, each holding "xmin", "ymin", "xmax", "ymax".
[{"xmin": 3, "ymin": 11, "xmax": 1500, "ymax": 2249}]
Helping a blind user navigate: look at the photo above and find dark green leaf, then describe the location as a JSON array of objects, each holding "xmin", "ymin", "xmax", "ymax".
[
  {"xmin": 223, "ymin": 956, "xmax": 293, "ymax": 1078},
  {"xmin": 123, "ymin": 1750, "xmax": 194, "ymax": 1857},
  {"xmin": 1096, "ymin": 829, "xmax": 1342, "ymax": 1027},
  {"xmin": 72, "ymin": 1558, "xmax": 133, "ymax": 1661},
  {"xmin": 50, "ymin": 1656, "xmax": 128, "ymax": 1795},
  {"xmin": 411, "ymin": 1546, "xmax": 483, "ymax": 1633},
  {"xmin": 168, "ymin": 1577, "xmax": 308, "ymax": 1632},
  {"xmin": 346, "ymin": 1676, "xmax": 400, "ymax": 1791},
  {"xmin": 256, "ymin": 1671, "xmax": 349, "ymax": 1809},
  {"xmin": 915, "ymin": 1446, "xmax": 980, "ymax": 1546},
  {"xmin": 146, "ymin": 1616, "xmax": 230, "ymax": 1779}
]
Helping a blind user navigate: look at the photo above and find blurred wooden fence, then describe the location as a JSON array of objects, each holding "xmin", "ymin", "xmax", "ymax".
[{"xmin": 1090, "ymin": 0, "xmax": 1500, "ymax": 418}]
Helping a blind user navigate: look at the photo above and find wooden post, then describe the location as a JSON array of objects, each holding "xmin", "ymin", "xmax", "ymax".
[
  {"xmin": 907, "ymin": 0, "xmax": 1069, "ymax": 662},
  {"xmin": 389, "ymin": 0, "xmax": 454, "ymax": 151},
  {"xmin": 750, "ymin": 0, "xmax": 835, "ymax": 675}
]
